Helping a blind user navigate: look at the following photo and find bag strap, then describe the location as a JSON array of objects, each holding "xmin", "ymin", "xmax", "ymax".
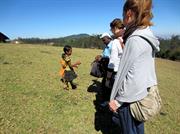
[
  {"xmin": 130, "ymin": 35, "xmax": 156, "ymax": 57},
  {"xmin": 138, "ymin": 35, "xmax": 153, "ymax": 48},
  {"xmin": 132, "ymin": 35, "xmax": 155, "ymax": 51}
]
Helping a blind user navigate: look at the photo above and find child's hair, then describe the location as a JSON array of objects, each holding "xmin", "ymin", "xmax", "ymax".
[
  {"xmin": 110, "ymin": 18, "xmax": 124, "ymax": 29},
  {"xmin": 63, "ymin": 45, "xmax": 72, "ymax": 54}
]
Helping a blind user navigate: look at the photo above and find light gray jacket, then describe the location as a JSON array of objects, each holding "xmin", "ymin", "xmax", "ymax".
[{"xmin": 110, "ymin": 27, "xmax": 160, "ymax": 102}]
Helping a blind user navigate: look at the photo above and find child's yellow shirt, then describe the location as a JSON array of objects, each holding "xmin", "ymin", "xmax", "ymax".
[{"xmin": 59, "ymin": 54, "xmax": 71, "ymax": 77}]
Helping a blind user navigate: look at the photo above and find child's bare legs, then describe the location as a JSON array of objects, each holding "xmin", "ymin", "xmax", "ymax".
[
  {"xmin": 70, "ymin": 81, "xmax": 77, "ymax": 89},
  {"xmin": 61, "ymin": 78, "xmax": 69, "ymax": 90},
  {"xmin": 60, "ymin": 78, "xmax": 76, "ymax": 90},
  {"xmin": 64, "ymin": 81, "xmax": 69, "ymax": 90}
]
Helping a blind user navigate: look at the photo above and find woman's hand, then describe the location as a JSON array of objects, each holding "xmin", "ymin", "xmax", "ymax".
[{"xmin": 109, "ymin": 100, "xmax": 120, "ymax": 113}]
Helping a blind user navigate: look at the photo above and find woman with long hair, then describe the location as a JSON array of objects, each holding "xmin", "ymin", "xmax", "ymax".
[{"xmin": 109, "ymin": 0, "xmax": 160, "ymax": 133}]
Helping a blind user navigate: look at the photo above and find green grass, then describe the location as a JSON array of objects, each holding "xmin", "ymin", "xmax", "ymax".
[{"xmin": 0, "ymin": 43, "xmax": 180, "ymax": 134}]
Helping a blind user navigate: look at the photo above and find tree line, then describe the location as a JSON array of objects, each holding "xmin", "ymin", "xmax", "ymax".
[
  {"xmin": 18, "ymin": 34, "xmax": 180, "ymax": 61},
  {"xmin": 18, "ymin": 34, "xmax": 103, "ymax": 49},
  {"xmin": 157, "ymin": 35, "xmax": 180, "ymax": 61}
]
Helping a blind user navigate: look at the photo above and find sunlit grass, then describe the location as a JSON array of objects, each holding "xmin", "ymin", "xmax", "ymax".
[{"xmin": 0, "ymin": 43, "xmax": 179, "ymax": 134}]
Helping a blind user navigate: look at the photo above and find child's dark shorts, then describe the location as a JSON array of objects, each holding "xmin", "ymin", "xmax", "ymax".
[{"xmin": 64, "ymin": 70, "xmax": 77, "ymax": 82}]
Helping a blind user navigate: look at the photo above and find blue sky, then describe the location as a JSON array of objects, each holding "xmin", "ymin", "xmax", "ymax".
[{"xmin": 1, "ymin": 0, "xmax": 180, "ymax": 39}]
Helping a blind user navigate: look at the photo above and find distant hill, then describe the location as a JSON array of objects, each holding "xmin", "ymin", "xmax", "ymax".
[
  {"xmin": 17, "ymin": 33, "xmax": 103, "ymax": 49},
  {"xmin": 63, "ymin": 34, "xmax": 90, "ymax": 39}
]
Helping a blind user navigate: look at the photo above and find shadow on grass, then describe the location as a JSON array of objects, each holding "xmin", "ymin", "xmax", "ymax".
[{"xmin": 87, "ymin": 80, "xmax": 121, "ymax": 134}]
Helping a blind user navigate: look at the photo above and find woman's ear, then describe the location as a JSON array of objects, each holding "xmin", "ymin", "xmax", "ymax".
[
  {"xmin": 127, "ymin": 9, "xmax": 133, "ymax": 18},
  {"xmin": 126, "ymin": 9, "xmax": 135, "ymax": 23}
]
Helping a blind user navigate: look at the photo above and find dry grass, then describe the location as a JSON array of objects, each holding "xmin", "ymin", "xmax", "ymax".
[{"xmin": 0, "ymin": 43, "xmax": 179, "ymax": 134}]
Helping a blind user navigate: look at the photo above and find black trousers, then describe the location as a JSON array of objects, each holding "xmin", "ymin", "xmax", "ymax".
[
  {"xmin": 117, "ymin": 103, "xmax": 144, "ymax": 134},
  {"xmin": 101, "ymin": 70, "xmax": 116, "ymax": 101}
]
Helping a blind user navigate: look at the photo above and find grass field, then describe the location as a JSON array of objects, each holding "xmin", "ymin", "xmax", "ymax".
[{"xmin": 0, "ymin": 43, "xmax": 180, "ymax": 134}]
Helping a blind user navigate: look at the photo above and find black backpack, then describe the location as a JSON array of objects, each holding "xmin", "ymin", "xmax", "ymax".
[{"xmin": 90, "ymin": 57, "xmax": 109, "ymax": 78}]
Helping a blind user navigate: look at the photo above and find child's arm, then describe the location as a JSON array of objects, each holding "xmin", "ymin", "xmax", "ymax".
[{"xmin": 72, "ymin": 61, "xmax": 81, "ymax": 68}]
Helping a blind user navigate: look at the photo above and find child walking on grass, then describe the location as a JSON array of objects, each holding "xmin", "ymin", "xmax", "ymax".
[{"xmin": 59, "ymin": 45, "xmax": 81, "ymax": 90}]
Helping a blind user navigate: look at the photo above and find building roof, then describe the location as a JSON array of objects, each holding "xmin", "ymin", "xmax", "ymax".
[{"xmin": 0, "ymin": 32, "xmax": 9, "ymax": 41}]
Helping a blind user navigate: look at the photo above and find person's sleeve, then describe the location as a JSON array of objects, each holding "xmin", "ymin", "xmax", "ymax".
[
  {"xmin": 110, "ymin": 37, "xmax": 142, "ymax": 100},
  {"xmin": 119, "ymin": 41, "xmax": 123, "ymax": 54},
  {"xmin": 108, "ymin": 40, "xmax": 119, "ymax": 69}
]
